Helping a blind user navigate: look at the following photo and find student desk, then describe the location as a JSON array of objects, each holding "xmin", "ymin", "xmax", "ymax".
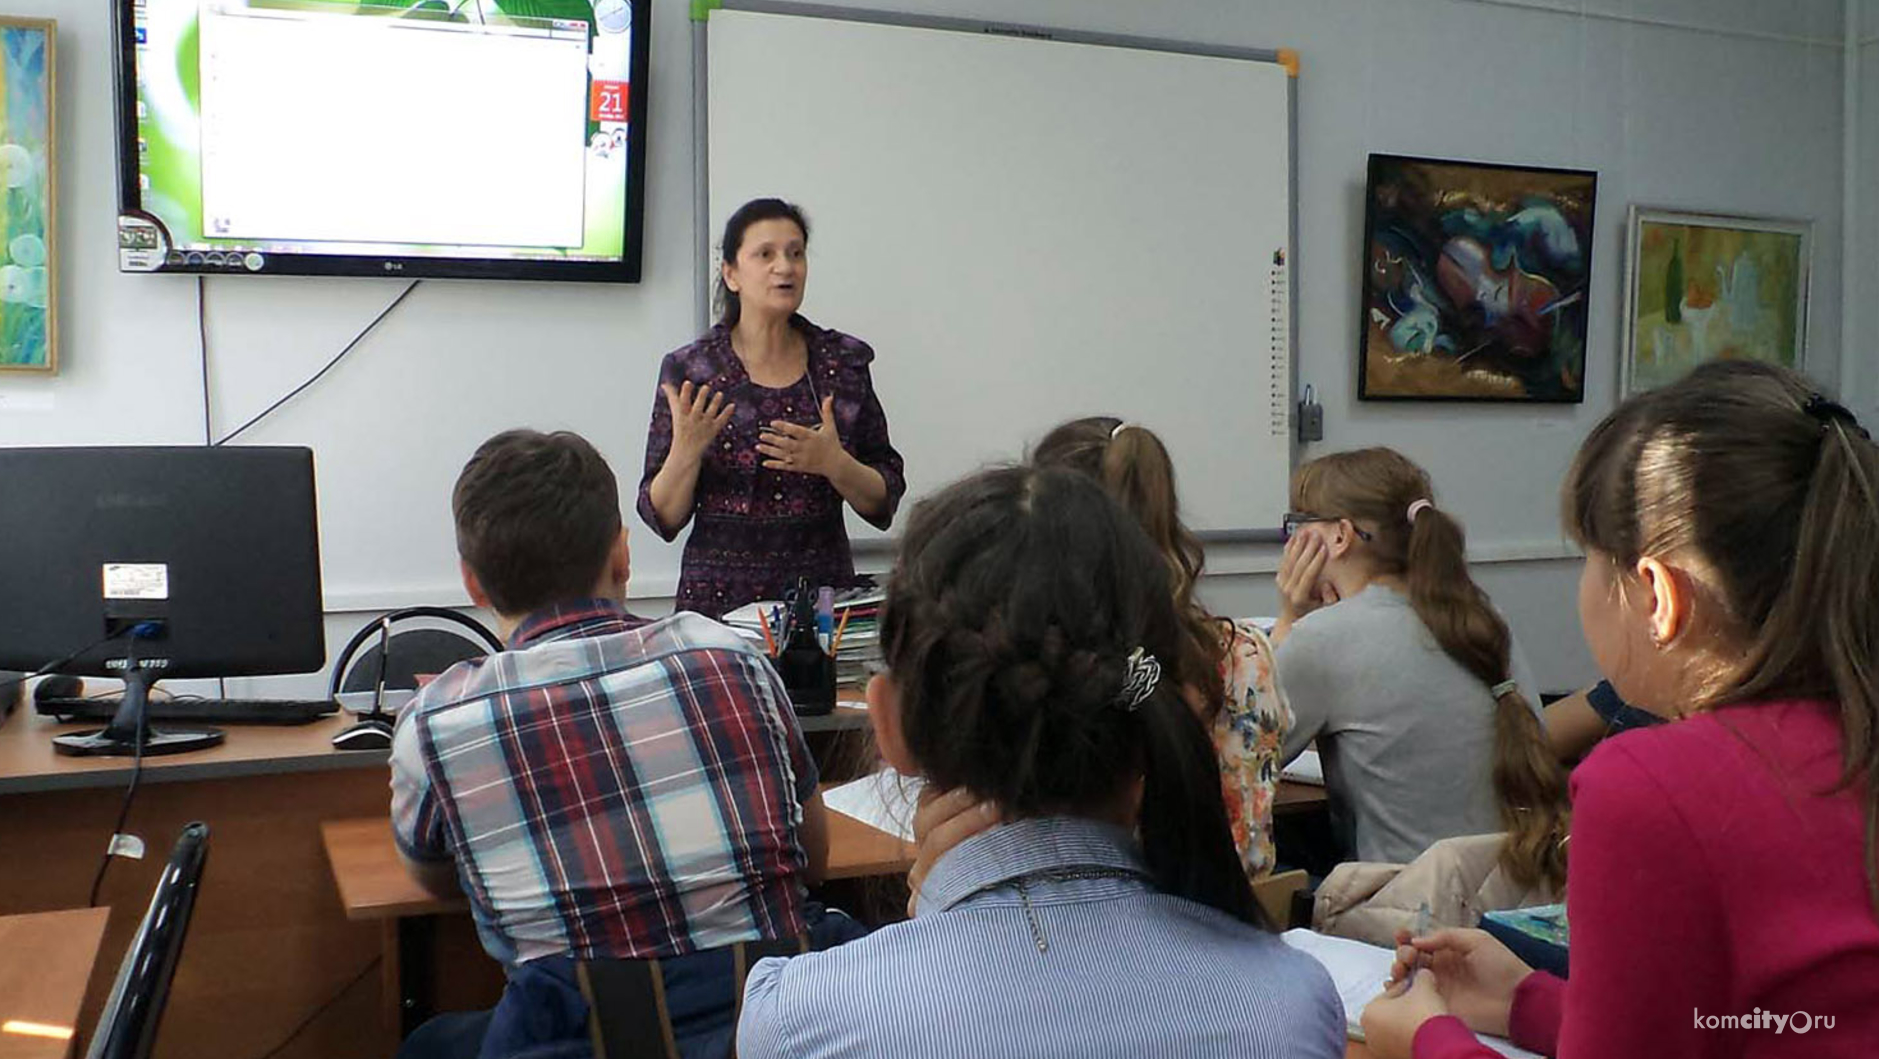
[
  {"xmin": 326, "ymin": 782, "xmax": 1332, "ymax": 1040},
  {"xmin": 0, "ymin": 700, "xmax": 883, "ymax": 1059},
  {"xmin": 321, "ymin": 798, "xmax": 915, "ymax": 1038},
  {"xmin": 1275, "ymin": 779, "xmax": 1329, "ymax": 815},
  {"xmin": 0, "ymin": 907, "xmax": 111, "ymax": 1059},
  {"xmin": 0, "ymin": 709, "xmax": 421, "ymax": 1059}
]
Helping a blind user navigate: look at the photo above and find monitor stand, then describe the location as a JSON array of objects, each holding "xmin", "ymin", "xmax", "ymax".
[{"xmin": 52, "ymin": 668, "xmax": 224, "ymax": 757}]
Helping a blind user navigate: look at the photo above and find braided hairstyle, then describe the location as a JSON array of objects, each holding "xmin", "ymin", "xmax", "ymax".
[{"xmin": 880, "ymin": 465, "xmax": 1264, "ymax": 926}]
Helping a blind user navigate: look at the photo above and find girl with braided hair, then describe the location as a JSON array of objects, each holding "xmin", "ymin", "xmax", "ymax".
[{"xmin": 736, "ymin": 465, "xmax": 1344, "ymax": 1059}]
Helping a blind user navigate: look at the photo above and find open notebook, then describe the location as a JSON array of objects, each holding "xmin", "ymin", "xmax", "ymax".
[
  {"xmin": 1281, "ymin": 930, "xmax": 1542, "ymax": 1057},
  {"xmin": 820, "ymin": 767, "xmax": 922, "ymax": 841},
  {"xmin": 1282, "ymin": 748, "xmax": 1324, "ymax": 785}
]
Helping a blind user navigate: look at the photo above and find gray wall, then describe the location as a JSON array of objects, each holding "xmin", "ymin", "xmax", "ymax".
[{"xmin": 0, "ymin": 0, "xmax": 1851, "ymax": 697}]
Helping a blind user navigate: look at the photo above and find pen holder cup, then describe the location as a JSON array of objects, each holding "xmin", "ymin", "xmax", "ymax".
[{"xmin": 777, "ymin": 640, "xmax": 836, "ymax": 716}]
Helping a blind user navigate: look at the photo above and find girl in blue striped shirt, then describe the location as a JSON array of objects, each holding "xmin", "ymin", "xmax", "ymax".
[{"xmin": 737, "ymin": 466, "xmax": 1344, "ymax": 1059}]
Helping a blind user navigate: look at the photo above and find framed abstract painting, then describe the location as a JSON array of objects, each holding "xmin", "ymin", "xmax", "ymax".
[
  {"xmin": 1621, "ymin": 208, "xmax": 1810, "ymax": 396},
  {"xmin": 1358, "ymin": 153, "xmax": 1596, "ymax": 403},
  {"xmin": 0, "ymin": 17, "xmax": 52, "ymax": 374}
]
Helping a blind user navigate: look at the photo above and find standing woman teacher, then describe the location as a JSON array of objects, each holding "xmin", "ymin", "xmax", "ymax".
[{"xmin": 638, "ymin": 198, "xmax": 905, "ymax": 619}]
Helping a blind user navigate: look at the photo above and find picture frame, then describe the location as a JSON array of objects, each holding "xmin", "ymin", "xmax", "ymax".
[
  {"xmin": 0, "ymin": 16, "xmax": 54, "ymax": 374},
  {"xmin": 1357, "ymin": 153, "xmax": 1597, "ymax": 404},
  {"xmin": 1620, "ymin": 207, "xmax": 1811, "ymax": 396}
]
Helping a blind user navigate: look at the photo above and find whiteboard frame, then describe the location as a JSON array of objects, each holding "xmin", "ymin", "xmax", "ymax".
[{"xmin": 692, "ymin": 1, "xmax": 1300, "ymax": 544}]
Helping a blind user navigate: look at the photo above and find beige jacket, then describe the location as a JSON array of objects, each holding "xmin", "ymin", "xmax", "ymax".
[{"xmin": 1311, "ymin": 833, "xmax": 1559, "ymax": 949}]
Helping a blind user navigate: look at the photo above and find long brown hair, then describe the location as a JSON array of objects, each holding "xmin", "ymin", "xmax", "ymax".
[
  {"xmin": 1032, "ymin": 417, "xmax": 1225, "ymax": 716},
  {"xmin": 1565, "ymin": 361, "xmax": 1879, "ymax": 911},
  {"xmin": 1295, "ymin": 447, "xmax": 1569, "ymax": 889}
]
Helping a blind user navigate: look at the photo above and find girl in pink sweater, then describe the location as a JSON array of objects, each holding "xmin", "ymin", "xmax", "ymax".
[{"xmin": 1361, "ymin": 361, "xmax": 1879, "ymax": 1058}]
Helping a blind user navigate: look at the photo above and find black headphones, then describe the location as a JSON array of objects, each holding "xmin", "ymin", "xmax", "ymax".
[{"xmin": 326, "ymin": 606, "xmax": 505, "ymax": 711}]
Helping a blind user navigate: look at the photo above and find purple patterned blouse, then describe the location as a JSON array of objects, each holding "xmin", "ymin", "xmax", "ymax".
[{"xmin": 637, "ymin": 317, "xmax": 905, "ymax": 620}]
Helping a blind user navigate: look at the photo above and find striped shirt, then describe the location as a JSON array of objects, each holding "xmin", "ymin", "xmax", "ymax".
[
  {"xmin": 738, "ymin": 817, "xmax": 1346, "ymax": 1059},
  {"xmin": 389, "ymin": 600, "xmax": 817, "ymax": 966}
]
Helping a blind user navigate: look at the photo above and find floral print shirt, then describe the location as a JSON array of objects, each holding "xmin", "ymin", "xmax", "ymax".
[
  {"xmin": 1212, "ymin": 618, "xmax": 1293, "ymax": 879},
  {"xmin": 637, "ymin": 316, "xmax": 906, "ymax": 620}
]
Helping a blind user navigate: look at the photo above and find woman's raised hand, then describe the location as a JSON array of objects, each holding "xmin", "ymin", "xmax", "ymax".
[{"xmin": 662, "ymin": 380, "xmax": 734, "ymax": 465}]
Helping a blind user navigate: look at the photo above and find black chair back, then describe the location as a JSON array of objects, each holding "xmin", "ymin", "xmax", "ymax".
[{"xmin": 86, "ymin": 822, "xmax": 209, "ymax": 1059}]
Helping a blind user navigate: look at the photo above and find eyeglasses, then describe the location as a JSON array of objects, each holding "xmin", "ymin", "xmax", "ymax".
[{"xmin": 1282, "ymin": 511, "xmax": 1372, "ymax": 542}]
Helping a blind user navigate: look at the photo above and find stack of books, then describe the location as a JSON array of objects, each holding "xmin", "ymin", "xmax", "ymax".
[{"xmin": 829, "ymin": 589, "xmax": 883, "ymax": 687}]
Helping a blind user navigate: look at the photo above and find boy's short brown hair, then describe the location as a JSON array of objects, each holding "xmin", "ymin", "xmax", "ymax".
[{"xmin": 453, "ymin": 430, "xmax": 622, "ymax": 615}]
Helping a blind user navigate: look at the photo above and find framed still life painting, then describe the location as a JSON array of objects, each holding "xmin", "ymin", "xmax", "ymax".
[
  {"xmin": 1621, "ymin": 208, "xmax": 1810, "ymax": 396},
  {"xmin": 0, "ymin": 17, "xmax": 53, "ymax": 374},
  {"xmin": 1358, "ymin": 153, "xmax": 1596, "ymax": 403}
]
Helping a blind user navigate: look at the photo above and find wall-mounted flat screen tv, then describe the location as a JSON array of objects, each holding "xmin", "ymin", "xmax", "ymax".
[{"xmin": 115, "ymin": 0, "xmax": 649, "ymax": 281}]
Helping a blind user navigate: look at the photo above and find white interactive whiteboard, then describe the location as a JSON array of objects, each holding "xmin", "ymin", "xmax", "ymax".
[{"xmin": 701, "ymin": 3, "xmax": 1297, "ymax": 539}]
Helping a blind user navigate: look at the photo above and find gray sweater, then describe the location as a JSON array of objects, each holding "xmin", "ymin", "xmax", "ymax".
[{"xmin": 1275, "ymin": 584, "xmax": 1540, "ymax": 865}]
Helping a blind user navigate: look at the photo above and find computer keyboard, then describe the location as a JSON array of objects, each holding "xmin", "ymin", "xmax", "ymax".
[{"xmin": 37, "ymin": 696, "xmax": 338, "ymax": 726}]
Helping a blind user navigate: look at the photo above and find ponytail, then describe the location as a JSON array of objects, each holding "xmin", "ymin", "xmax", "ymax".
[
  {"xmin": 1726, "ymin": 409, "xmax": 1879, "ymax": 910},
  {"xmin": 1298, "ymin": 448, "xmax": 1570, "ymax": 890},
  {"xmin": 1134, "ymin": 686, "xmax": 1266, "ymax": 927},
  {"xmin": 1406, "ymin": 508, "xmax": 1569, "ymax": 890}
]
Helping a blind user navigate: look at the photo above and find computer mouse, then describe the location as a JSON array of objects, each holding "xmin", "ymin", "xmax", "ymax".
[
  {"xmin": 34, "ymin": 674, "xmax": 84, "ymax": 703},
  {"xmin": 331, "ymin": 718, "xmax": 394, "ymax": 751}
]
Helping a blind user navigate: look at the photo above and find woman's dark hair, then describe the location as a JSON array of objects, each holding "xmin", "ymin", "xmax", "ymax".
[
  {"xmin": 1031, "ymin": 417, "xmax": 1224, "ymax": 717},
  {"xmin": 1565, "ymin": 360, "xmax": 1879, "ymax": 912},
  {"xmin": 715, "ymin": 198, "xmax": 809, "ymax": 328},
  {"xmin": 880, "ymin": 465, "xmax": 1265, "ymax": 927},
  {"xmin": 1295, "ymin": 447, "xmax": 1569, "ymax": 890}
]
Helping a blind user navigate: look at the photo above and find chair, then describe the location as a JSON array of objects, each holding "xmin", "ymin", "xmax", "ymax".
[
  {"xmin": 86, "ymin": 822, "xmax": 210, "ymax": 1059},
  {"xmin": 578, "ymin": 937, "xmax": 809, "ymax": 1059},
  {"xmin": 1252, "ymin": 868, "xmax": 1309, "ymax": 930}
]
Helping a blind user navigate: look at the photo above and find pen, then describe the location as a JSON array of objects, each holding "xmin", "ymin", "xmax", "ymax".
[
  {"xmin": 757, "ymin": 606, "xmax": 778, "ymax": 657},
  {"xmin": 830, "ymin": 607, "xmax": 852, "ymax": 657},
  {"xmin": 1409, "ymin": 901, "xmax": 1433, "ymax": 978}
]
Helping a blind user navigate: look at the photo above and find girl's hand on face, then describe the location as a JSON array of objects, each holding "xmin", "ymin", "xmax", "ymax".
[{"xmin": 1277, "ymin": 532, "xmax": 1334, "ymax": 625}]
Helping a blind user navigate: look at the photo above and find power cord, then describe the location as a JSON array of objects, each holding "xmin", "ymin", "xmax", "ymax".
[
  {"xmin": 251, "ymin": 956, "xmax": 382, "ymax": 1059},
  {"xmin": 0, "ymin": 632, "xmax": 128, "ymax": 700},
  {"xmin": 213, "ymin": 279, "xmax": 422, "ymax": 446},
  {"xmin": 196, "ymin": 276, "xmax": 228, "ymax": 701},
  {"xmin": 86, "ymin": 628, "xmax": 160, "ymax": 908},
  {"xmin": 198, "ymin": 275, "xmax": 213, "ymax": 444},
  {"xmin": 85, "ymin": 708, "xmax": 145, "ymax": 907}
]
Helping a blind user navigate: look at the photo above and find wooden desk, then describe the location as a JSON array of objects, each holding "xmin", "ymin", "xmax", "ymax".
[
  {"xmin": 322, "ymin": 797, "xmax": 914, "ymax": 1036},
  {"xmin": 0, "ymin": 908, "xmax": 111, "ymax": 1059},
  {"xmin": 322, "ymin": 803, "xmax": 913, "ymax": 920},
  {"xmin": 0, "ymin": 710, "xmax": 396, "ymax": 1059},
  {"xmin": 795, "ymin": 701, "xmax": 871, "ymax": 734},
  {"xmin": 1275, "ymin": 779, "xmax": 1329, "ymax": 814}
]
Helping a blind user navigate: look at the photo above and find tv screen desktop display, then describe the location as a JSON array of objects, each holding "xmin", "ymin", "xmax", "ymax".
[{"xmin": 115, "ymin": 0, "xmax": 650, "ymax": 282}]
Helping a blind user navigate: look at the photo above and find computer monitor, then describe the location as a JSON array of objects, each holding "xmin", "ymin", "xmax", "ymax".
[{"xmin": 0, "ymin": 446, "xmax": 325, "ymax": 755}]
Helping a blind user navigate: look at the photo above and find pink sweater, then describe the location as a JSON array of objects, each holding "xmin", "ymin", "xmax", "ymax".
[{"xmin": 1415, "ymin": 699, "xmax": 1879, "ymax": 1059}]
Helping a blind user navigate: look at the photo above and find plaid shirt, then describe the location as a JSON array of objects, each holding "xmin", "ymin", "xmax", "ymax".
[{"xmin": 390, "ymin": 600, "xmax": 817, "ymax": 965}]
